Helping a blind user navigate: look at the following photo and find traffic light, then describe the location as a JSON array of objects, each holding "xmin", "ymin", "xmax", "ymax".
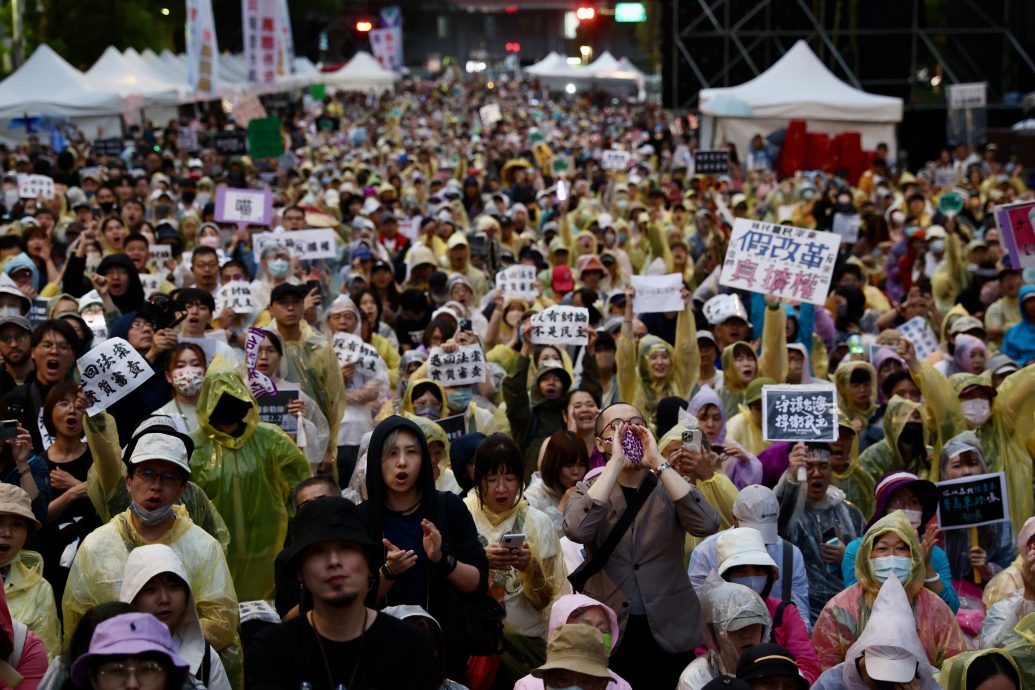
[
  {"xmin": 355, "ymin": 20, "xmax": 373, "ymax": 32},
  {"xmin": 505, "ymin": 42, "xmax": 521, "ymax": 53},
  {"xmin": 504, "ymin": 4, "xmax": 518, "ymax": 13},
  {"xmin": 575, "ymin": 5, "xmax": 595, "ymax": 21}
]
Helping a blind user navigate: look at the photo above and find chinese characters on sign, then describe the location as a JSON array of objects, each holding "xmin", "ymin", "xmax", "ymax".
[
  {"xmin": 186, "ymin": 0, "xmax": 219, "ymax": 97},
  {"xmin": 832, "ymin": 213, "xmax": 861, "ymax": 244},
  {"xmin": 214, "ymin": 187, "xmax": 273, "ymax": 227},
  {"xmin": 213, "ymin": 132, "xmax": 247, "ymax": 156},
  {"xmin": 601, "ymin": 150, "xmax": 631, "ymax": 172},
  {"xmin": 331, "ymin": 333, "xmax": 386, "ymax": 385},
  {"xmin": 761, "ymin": 384, "xmax": 839, "ymax": 443},
  {"xmin": 427, "ymin": 345, "xmax": 487, "ymax": 387},
  {"xmin": 216, "ymin": 282, "xmax": 255, "ymax": 315},
  {"xmin": 243, "ymin": 0, "xmax": 278, "ymax": 86},
  {"xmin": 496, "ymin": 265, "xmax": 538, "ymax": 301},
  {"xmin": 897, "ymin": 316, "xmax": 940, "ymax": 360},
  {"xmin": 18, "ymin": 174, "xmax": 54, "ymax": 200},
  {"xmin": 530, "ymin": 306, "xmax": 589, "ymax": 346},
  {"xmin": 257, "ymin": 388, "xmax": 299, "ymax": 436},
  {"xmin": 479, "ymin": 104, "xmax": 502, "ymax": 127},
  {"xmin": 77, "ymin": 338, "xmax": 155, "ymax": 415},
  {"xmin": 147, "ymin": 244, "xmax": 172, "ymax": 273},
  {"xmin": 244, "ymin": 327, "xmax": 277, "ymax": 398},
  {"xmin": 936, "ymin": 471, "xmax": 1007, "ymax": 530},
  {"xmin": 435, "ymin": 414, "xmax": 466, "ymax": 442},
  {"xmin": 994, "ymin": 201, "xmax": 1035, "ymax": 271},
  {"xmin": 631, "ymin": 273, "xmax": 684, "ymax": 313},
  {"xmin": 719, "ymin": 219, "xmax": 840, "ymax": 306},
  {"xmin": 693, "ymin": 150, "xmax": 730, "ymax": 176},
  {"xmin": 252, "ymin": 229, "xmax": 338, "ymax": 261}
]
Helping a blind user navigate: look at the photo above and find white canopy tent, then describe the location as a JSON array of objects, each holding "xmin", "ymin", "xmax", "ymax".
[
  {"xmin": 0, "ymin": 44, "xmax": 122, "ymax": 144},
  {"xmin": 323, "ymin": 52, "xmax": 399, "ymax": 93},
  {"xmin": 86, "ymin": 47, "xmax": 181, "ymax": 104},
  {"xmin": 583, "ymin": 51, "xmax": 621, "ymax": 75},
  {"xmin": 698, "ymin": 40, "xmax": 903, "ymax": 157}
]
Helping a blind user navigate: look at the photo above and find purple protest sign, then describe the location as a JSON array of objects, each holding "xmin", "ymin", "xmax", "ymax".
[
  {"xmin": 214, "ymin": 187, "xmax": 273, "ymax": 227},
  {"xmin": 245, "ymin": 326, "xmax": 277, "ymax": 398}
]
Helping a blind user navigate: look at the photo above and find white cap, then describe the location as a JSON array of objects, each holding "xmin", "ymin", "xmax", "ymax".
[
  {"xmin": 360, "ymin": 197, "xmax": 382, "ymax": 217},
  {"xmin": 863, "ymin": 646, "xmax": 919, "ymax": 683},
  {"xmin": 732, "ymin": 485, "xmax": 780, "ymax": 545},
  {"xmin": 703, "ymin": 293, "xmax": 751, "ymax": 326},
  {"xmin": 716, "ymin": 527, "xmax": 778, "ymax": 577},
  {"xmin": 128, "ymin": 432, "xmax": 191, "ymax": 475}
]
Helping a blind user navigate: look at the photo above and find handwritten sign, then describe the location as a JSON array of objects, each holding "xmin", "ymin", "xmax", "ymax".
[
  {"xmin": 948, "ymin": 82, "xmax": 987, "ymax": 109},
  {"xmin": 601, "ymin": 149, "xmax": 631, "ymax": 172},
  {"xmin": 435, "ymin": 413, "xmax": 466, "ymax": 442},
  {"xmin": 631, "ymin": 273, "xmax": 684, "ymax": 313},
  {"xmin": 77, "ymin": 337, "xmax": 154, "ymax": 415},
  {"xmin": 427, "ymin": 344, "xmax": 486, "ymax": 387},
  {"xmin": 244, "ymin": 327, "xmax": 277, "ymax": 398},
  {"xmin": 994, "ymin": 201, "xmax": 1035, "ymax": 271},
  {"xmin": 497, "ymin": 264, "xmax": 538, "ymax": 301},
  {"xmin": 331, "ymin": 332, "xmax": 385, "ymax": 381},
  {"xmin": 18, "ymin": 174, "xmax": 54, "ymax": 199},
  {"xmin": 479, "ymin": 103, "xmax": 502, "ymax": 126},
  {"xmin": 213, "ymin": 131, "xmax": 247, "ymax": 156},
  {"xmin": 530, "ymin": 306, "xmax": 589, "ymax": 346},
  {"xmin": 832, "ymin": 213, "xmax": 861, "ymax": 244},
  {"xmin": 719, "ymin": 219, "xmax": 839, "ymax": 306},
  {"xmin": 257, "ymin": 388, "xmax": 299, "ymax": 435},
  {"xmin": 761, "ymin": 384, "xmax": 838, "ymax": 443},
  {"xmin": 253, "ymin": 229, "xmax": 338, "ymax": 260},
  {"xmin": 694, "ymin": 150, "xmax": 730, "ymax": 176},
  {"xmin": 147, "ymin": 244, "xmax": 172, "ymax": 273},
  {"xmin": 139, "ymin": 274, "xmax": 161, "ymax": 298},
  {"xmin": 937, "ymin": 471, "xmax": 1007, "ymax": 530},
  {"xmin": 82, "ymin": 310, "xmax": 107, "ymax": 343},
  {"xmin": 897, "ymin": 316, "xmax": 940, "ymax": 361},
  {"xmin": 216, "ymin": 281, "xmax": 254, "ymax": 315},
  {"xmin": 214, "ymin": 187, "xmax": 273, "ymax": 226}
]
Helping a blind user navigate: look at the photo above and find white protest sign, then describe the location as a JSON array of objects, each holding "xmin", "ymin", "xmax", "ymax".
[
  {"xmin": 147, "ymin": 244, "xmax": 173, "ymax": 272},
  {"xmin": 244, "ymin": 326, "xmax": 277, "ymax": 398},
  {"xmin": 82, "ymin": 309, "xmax": 107, "ymax": 343},
  {"xmin": 331, "ymin": 332, "xmax": 386, "ymax": 381},
  {"xmin": 479, "ymin": 103, "xmax": 502, "ymax": 126},
  {"xmin": 216, "ymin": 281, "xmax": 254, "ymax": 314},
  {"xmin": 18, "ymin": 174, "xmax": 54, "ymax": 199},
  {"xmin": 530, "ymin": 306, "xmax": 589, "ymax": 346},
  {"xmin": 253, "ymin": 229, "xmax": 338, "ymax": 260},
  {"xmin": 898, "ymin": 316, "xmax": 940, "ymax": 360},
  {"xmin": 397, "ymin": 217, "xmax": 420, "ymax": 242},
  {"xmin": 139, "ymin": 274, "xmax": 162, "ymax": 298},
  {"xmin": 761, "ymin": 383, "xmax": 839, "ymax": 443},
  {"xmin": 601, "ymin": 149, "xmax": 631, "ymax": 171},
  {"xmin": 427, "ymin": 344, "xmax": 487, "ymax": 387},
  {"xmin": 948, "ymin": 82, "xmax": 987, "ymax": 109},
  {"xmin": 214, "ymin": 187, "xmax": 273, "ymax": 226},
  {"xmin": 77, "ymin": 337, "xmax": 154, "ymax": 415},
  {"xmin": 719, "ymin": 219, "xmax": 840, "ymax": 306},
  {"xmin": 832, "ymin": 213, "xmax": 861, "ymax": 244},
  {"xmin": 496, "ymin": 264, "xmax": 538, "ymax": 301},
  {"xmin": 631, "ymin": 273, "xmax": 684, "ymax": 313}
]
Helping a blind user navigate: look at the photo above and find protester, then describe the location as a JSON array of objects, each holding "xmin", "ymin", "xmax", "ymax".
[{"xmin": 68, "ymin": 613, "xmax": 191, "ymax": 690}]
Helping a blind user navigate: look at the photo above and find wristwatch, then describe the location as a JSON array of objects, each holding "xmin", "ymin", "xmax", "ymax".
[
  {"xmin": 440, "ymin": 553, "xmax": 458, "ymax": 575},
  {"xmin": 653, "ymin": 462, "xmax": 672, "ymax": 478},
  {"xmin": 379, "ymin": 563, "xmax": 397, "ymax": 581}
]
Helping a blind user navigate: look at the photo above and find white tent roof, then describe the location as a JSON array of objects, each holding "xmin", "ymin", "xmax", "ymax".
[
  {"xmin": 525, "ymin": 52, "xmax": 584, "ymax": 78},
  {"xmin": 699, "ymin": 40, "xmax": 902, "ymax": 123},
  {"xmin": 0, "ymin": 44, "xmax": 122, "ymax": 117},
  {"xmin": 85, "ymin": 47, "xmax": 181, "ymax": 103},
  {"xmin": 584, "ymin": 51, "xmax": 620, "ymax": 75},
  {"xmin": 324, "ymin": 51, "xmax": 399, "ymax": 92}
]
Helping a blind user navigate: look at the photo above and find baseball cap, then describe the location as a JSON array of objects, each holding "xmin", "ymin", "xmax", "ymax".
[
  {"xmin": 697, "ymin": 329, "xmax": 718, "ymax": 349},
  {"xmin": 371, "ymin": 259, "xmax": 393, "ymax": 274},
  {"xmin": 948, "ymin": 315, "xmax": 985, "ymax": 336},
  {"xmin": 736, "ymin": 644, "xmax": 809, "ymax": 690},
  {"xmin": 732, "ymin": 485, "xmax": 780, "ymax": 544},
  {"xmin": 988, "ymin": 352, "xmax": 1019, "ymax": 376},
  {"xmin": 70, "ymin": 613, "xmax": 190, "ymax": 686},
  {"xmin": 352, "ymin": 245, "xmax": 373, "ymax": 261},
  {"xmin": 862, "ymin": 646, "xmax": 921, "ymax": 684},
  {"xmin": 126, "ymin": 429, "xmax": 192, "ymax": 475},
  {"xmin": 552, "ymin": 265, "xmax": 574, "ymax": 293},
  {"xmin": 270, "ymin": 282, "xmax": 310, "ymax": 303},
  {"xmin": 0, "ymin": 314, "xmax": 31, "ymax": 333}
]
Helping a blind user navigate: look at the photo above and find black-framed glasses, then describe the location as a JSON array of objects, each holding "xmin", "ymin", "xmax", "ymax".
[
  {"xmin": 136, "ymin": 468, "xmax": 181, "ymax": 487},
  {"xmin": 597, "ymin": 416, "xmax": 645, "ymax": 441}
]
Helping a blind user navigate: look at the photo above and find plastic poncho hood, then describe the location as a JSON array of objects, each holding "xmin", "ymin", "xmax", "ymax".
[
  {"xmin": 2, "ymin": 252, "xmax": 40, "ymax": 293},
  {"xmin": 855, "ymin": 511, "xmax": 925, "ymax": 598},
  {"xmin": 547, "ymin": 593, "xmax": 620, "ymax": 653},
  {"xmin": 637, "ymin": 334, "xmax": 677, "ymax": 387},
  {"xmin": 402, "ymin": 377, "xmax": 448, "ymax": 419},
  {"xmin": 835, "ymin": 361, "xmax": 878, "ymax": 420},
  {"xmin": 196, "ymin": 356, "xmax": 259, "ymax": 449},
  {"xmin": 688, "ymin": 384, "xmax": 726, "ymax": 444},
  {"xmin": 701, "ymin": 580, "xmax": 772, "ymax": 650},
  {"xmin": 937, "ymin": 649, "xmax": 1020, "ymax": 690},
  {"xmin": 937, "ymin": 430, "xmax": 986, "ymax": 478},
  {"xmin": 720, "ymin": 341, "xmax": 758, "ymax": 395},
  {"xmin": 881, "ymin": 395, "xmax": 925, "ymax": 469}
]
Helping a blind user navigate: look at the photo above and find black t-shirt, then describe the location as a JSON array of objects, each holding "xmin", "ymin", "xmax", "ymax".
[{"xmin": 245, "ymin": 610, "xmax": 439, "ymax": 690}]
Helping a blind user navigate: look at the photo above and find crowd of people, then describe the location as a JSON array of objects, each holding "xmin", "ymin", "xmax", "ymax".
[{"xmin": 0, "ymin": 75, "xmax": 1026, "ymax": 690}]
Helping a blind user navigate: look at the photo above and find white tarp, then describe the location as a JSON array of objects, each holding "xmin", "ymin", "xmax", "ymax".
[
  {"xmin": 323, "ymin": 51, "xmax": 399, "ymax": 93},
  {"xmin": 85, "ymin": 47, "xmax": 182, "ymax": 104}
]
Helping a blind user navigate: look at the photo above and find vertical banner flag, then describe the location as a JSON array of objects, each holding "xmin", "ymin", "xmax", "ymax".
[
  {"xmin": 186, "ymin": 0, "xmax": 219, "ymax": 97},
  {"xmin": 370, "ymin": 27, "xmax": 403, "ymax": 71},
  {"xmin": 275, "ymin": 0, "xmax": 295, "ymax": 78},
  {"xmin": 243, "ymin": 0, "xmax": 278, "ymax": 86}
]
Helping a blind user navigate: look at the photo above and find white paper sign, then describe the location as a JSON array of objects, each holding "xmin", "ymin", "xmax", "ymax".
[
  {"xmin": 497, "ymin": 264, "xmax": 538, "ymax": 301},
  {"xmin": 719, "ymin": 219, "xmax": 840, "ymax": 306},
  {"xmin": 427, "ymin": 344, "xmax": 487, "ymax": 387},
  {"xmin": 331, "ymin": 332, "xmax": 386, "ymax": 378},
  {"xmin": 601, "ymin": 149, "xmax": 631, "ymax": 172},
  {"xmin": 631, "ymin": 273, "xmax": 685, "ymax": 313},
  {"xmin": 139, "ymin": 274, "xmax": 161, "ymax": 298},
  {"xmin": 530, "ymin": 306, "xmax": 589, "ymax": 345},
  {"xmin": 832, "ymin": 213, "xmax": 861, "ymax": 243},
  {"xmin": 217, "ymin": 188, "xmax": 271, "ymax": 225},
  {"xmin": 479, "ymin": 103, "xmax": 502, "ymax": 126},
  {"xmin": 397, "ymin": 217, "xmax": 420, "ymax": 242},
  {"xmin": 18, "ymin": 175, "xmax": 54, "ymax": 199},
  {"xmin": 898, "ymin": 316, "xmax": 940, "ymax": 360},
  {"xmin": 147, "ymin": 243, "xmax": 173, "ymax": 272},
  {"xmin": 948, "ymin": 82, "xmax": 987, "ymax": 109},
  {"xmin": 216, "ymin": 281, "xmax": 254, "ymax": 314},
  {"xmin": 82, "ymin": 310, "xmax": 107, "ymax": 343},
  {"xmin": 77, "ymin": 337, "xmax": 154, "ymax": 414},
  {"xmin": 253, "ymin": 229, "xmax": 338, "ymax": 260}
]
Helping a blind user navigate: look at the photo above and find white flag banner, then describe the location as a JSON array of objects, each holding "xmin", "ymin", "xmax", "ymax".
[
  {"xmin": 369, "ymin": 27, "xmax": 403, "ymax": 71},
  {"xmin": 242, "ymin": 0, "xmax": 278, "ymax": 86},
  {"xmin": 77, "ymin": 338, "xmax": 155, "ymax": 415},
  {"xmin": 274, "ymin": 0, "xmax": 295, "ymax": 78},
  {"xmin": 186, "ymin": 0, "xmax": 219, "ymax": 97}
]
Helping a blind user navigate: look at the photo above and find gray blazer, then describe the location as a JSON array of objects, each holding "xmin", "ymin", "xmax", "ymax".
[{"xmin": 563, "ymin": 473, "xmax": 720, "ymax": 653}]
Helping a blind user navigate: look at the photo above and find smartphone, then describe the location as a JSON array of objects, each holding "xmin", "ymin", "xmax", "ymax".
[
  {"xmin": 305, "ymin": 280, "xmax": 322, "ymax": 297},
  {"xmin": 459, "ymin": 319, "xmax": 472, "ymax": 333},
  {"xmin": 821, "ymin": 525, "xmax": 838, "ymax": 544},
  {"xmin": 0, "ymin": 420, "xmax": 17, "ymax": 440},
  {"xmin": 681, "ymin": 428, "xmax": 703, "ymax": 453},
  {"xmin": 501, "ymin": 533, "xmax": 526, "ymax": 550}
]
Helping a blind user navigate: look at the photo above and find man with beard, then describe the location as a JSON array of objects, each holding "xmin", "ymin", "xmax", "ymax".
[
  {"xmin": 245, "ymin": 497, "xmax": 438, "ymax": 690},
  {"xmin": 0, "ymin": 315, "xmax": 33, "ymax": 396}
]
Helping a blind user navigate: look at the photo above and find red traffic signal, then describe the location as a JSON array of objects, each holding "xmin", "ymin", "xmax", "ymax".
[
  {"xmin": 355, "ymin": 20, "xmax": 373, "ymax": 32},
  {"xmin": 505, "ymin": 4, "xmax": 518, "ymax": 13},
  {"xmin": 505, "ymin": 42, "xmax": 521, "ymax": 53},
  {"xmin": 575, "ymin": 6, "xmax": 595, "ymax": 20}
]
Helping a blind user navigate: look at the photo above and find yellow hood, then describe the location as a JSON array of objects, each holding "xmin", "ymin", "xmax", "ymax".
[
  {"xmin": 195, "ymin": 356, "xmax": 259, "ymax": 449},
  {"xmin": 855, "ymin": 510, "xmax": 925, "ymax": 598}
]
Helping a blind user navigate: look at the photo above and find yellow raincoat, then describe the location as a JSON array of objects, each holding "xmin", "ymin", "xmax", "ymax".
[
  {"xmin": 62, "ymin": 505, "xmax": 238, "ymax": 652},
  {"xmin": 857, "ymin": 396, "xmax": 929, "ymax": 483},
  {"xmin": 189, "ymin": 357, "xmax": 311, "ymax": 601},
  {"xmin": 658, "ymin": 424, "xmax": 739, "ymax": 529},
  {"xmin": 831, "ymin": 410, "xmax": 874, "ymax": 520},
  {"xmin": 833, "ymin": 361, "xmax": 877, "ymax": 430},
  {"xmin": 5, "ymin": 550, "xmax": 59, "ymax": 659},
  {"xmin": 271, "ymin": 321, "xmax": 346, "ymax": 457},
  {"xmin": 716, "ymin": 306, "xmax": 787, "ymax": 416},
  {"xmin": 1004, "ymin": 612, "xmax": 1035, "ymax": 687},
  {"xmin": 938, "ymin": 649, "xmax": 1021, "ymax": 690}
]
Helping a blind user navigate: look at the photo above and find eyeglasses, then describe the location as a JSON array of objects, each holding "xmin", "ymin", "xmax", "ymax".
[
  {"xmin": 135, "ymin": 467, "xmax": 182, "ymax": 487},
  {"xmin": 597, "ymin": 416, "xmax": 645, "ymax": 441},
  {"xmin": 129, "ymin": 320, "xmax": 153, "ymax": 332},
  {"xmin": 37, "ymin": 340, "xmax": 72, "ymax": 353},
  {"xmin": 95, "ymin": 661, "xmax": 166, "ymax": 689},
  {"xmin": 0, "ymin": 333, "xmax": 28, "ymax": 345},
  {"xmin": 804, "ymin": 461, "xmax": 831, "ymax": 473}
]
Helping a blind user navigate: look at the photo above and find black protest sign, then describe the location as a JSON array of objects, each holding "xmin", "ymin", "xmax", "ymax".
[
  {"xmin": 694, "ymin": 150, "xmax": 730, "ymax": 175},
  {"xmin": 93, "ymin": 138, "xmax": 124, "ymax": 157},
  {"xmin": 213, "ymin": 131, "xmax": 248, "ymax": 156},
  {"xmin": 936, "ymin": 471, "xmax": 1008, "ymax": 530},
  {"xmin": 257, "ymin": 389, "xmax": 300, "ymax": 435},
  {"xmin": 435, "ymin": 414, "xmax": 466, "ymax": 442},
  {"xmin": 761, "ymin": 384, "xmax": 838, "ymax": 443},
  {"xmin": 27, "ymin": 298, "xmax": 48, "ymax": 327}
]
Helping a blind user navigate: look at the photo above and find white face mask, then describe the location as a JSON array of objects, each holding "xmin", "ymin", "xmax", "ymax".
[
  {"xmin": 504, "ymin": 310, "xmax": 522, "ymax": 328},
  {"xmin": 730, "ymin": 574, "xmax": 769, "ymax": 596},
  {"xmin": 871, "ymin": 555, "xmax": 913, "ymax": 583},
  {"xmin": 961, "ymin": 398, "xmax": 991, "ymax": 427},
  {"xmin": 901, "ymin": 508, "xmax": 923, "ymax": 530},
  {"xmin": 171, "ymin": 366, "xmax": 205, "ymax": 397}
]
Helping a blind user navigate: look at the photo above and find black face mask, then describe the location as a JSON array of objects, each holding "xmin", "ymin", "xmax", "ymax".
[
  {"xmin": 98, "ymin": 201, "xmax": 115, "ymax": 214},
  {"xmin": 208, "ymin": 393, "xmax": 251, "ymax": 426},
  {"xmin": 899, "ymin": 422, "xmax": 924, "ymax": 447}
]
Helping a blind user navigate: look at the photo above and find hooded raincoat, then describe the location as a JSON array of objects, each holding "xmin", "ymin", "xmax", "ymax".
[
  {"xmin": 0, "ymin": 570, "xmax": 46, "ymax": 690},
  {"xmin": 405, "ymin": 413, "xmax": 461, "ymax": 494},
  {"xmin": 858, "ymin": 396, "xmax": 930, "ymax": 486},
  {"xmin": 938, "ymin": 649, "xmax": 1020, "ymax": 690},
  {"xmin": 189, "ymin": 357, "xmax": 311, "ymax": 601},
  {"xmin": 689, "ymin": 386, "xmax": 763, "ymax": 488},
  {"xmin": 834, "ymin": 361, "xmax": 878, "ymax": 437},
  {"xmin": 716, "ymin": 305, "xmax": 788, "ymax": 416},
  {"xmin": 3, "ymin": 551, "xmax": 59, "ymax": 661},
  {"xmin": 658, "ymin": 424, "xmax": 739, "ymax": 529},
  {"xmin": 513, "ymin": 593, "xmax": 632, "ymax": 690},
  {"xmin": 812, "ymin": 576, "xmax": 940, "ymax": 690},
  {"xmin": 812, "ymin": 511, "xmax": 965, "ymax": 670},
  {"xmin": 1001, "ymin": 285, "xmax": 1035, "ymax": 365},
  {"xmin": 119, "ymin": 544, "xmax": 232, "ymax": 690},
  {"xmin": 1003, "ymin": 611, "xmax": 1035, "ymax": 687}
]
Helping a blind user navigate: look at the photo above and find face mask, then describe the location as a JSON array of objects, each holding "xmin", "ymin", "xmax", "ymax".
[
  {"xmin": 99, "ymin": 201, "xmax": 115, "ymax": 213},
  {"xmin": 267, "ymin": 258, "xmax": 290, "ymax": 277},
  {"xmin": 446, "ymin": 387, "xmax": 473, "ymax": 411},
  {"xmin": 0, "ymin": 307, "xmax": 20, "ymax": 318},
  {"xmin": 616, "ymin": 199, "xmax": 628, "ymax": 209},
  {"xmin": 413, "ymin": 403, "xmax": 439, "ymax": 420},
  {"xmin": 199, "ymin": 235, "xmax": 221, "ymax": 249},
  {"xmin": 899, "ymin": 422, "xmax": 924, "ymax": 446},
  {"xmin": 871, "ymin": 555, "xmax": 913, "ymax": 583},
  {"xmin": 504, "ymin": 311, "xmax": 522, "ymax": 328},
  {"xmin": 171, "ymin": 366, "xmax": 204, "ymax": 397},
  {"xmin": 730, "ymin": 575, "xmax": 769, "ymax": 595},
  {"xmin": 902, "ymin": 508, "xmax": 923, "ymax": 530},
  {"xmin": 601, "ymin": 632, "xmax": 612, "ymax": 655},
  {"xmin": 618, "ymin": 232, "xmax": 627, "ymax": 245},
  {"xmin": 3, "ymin": 190, "xmax": 17, "ymax": 208},
  {"xmin": 929, "ymin": 239, "xmax": 945, "ymax": 253},
  {"xmin": 130, "ymin": 500, "xmax": 174, "ymax": 526},
  {"xmin": 961, "ymin": 398, "xmax": 991, "ymax": 427}
]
